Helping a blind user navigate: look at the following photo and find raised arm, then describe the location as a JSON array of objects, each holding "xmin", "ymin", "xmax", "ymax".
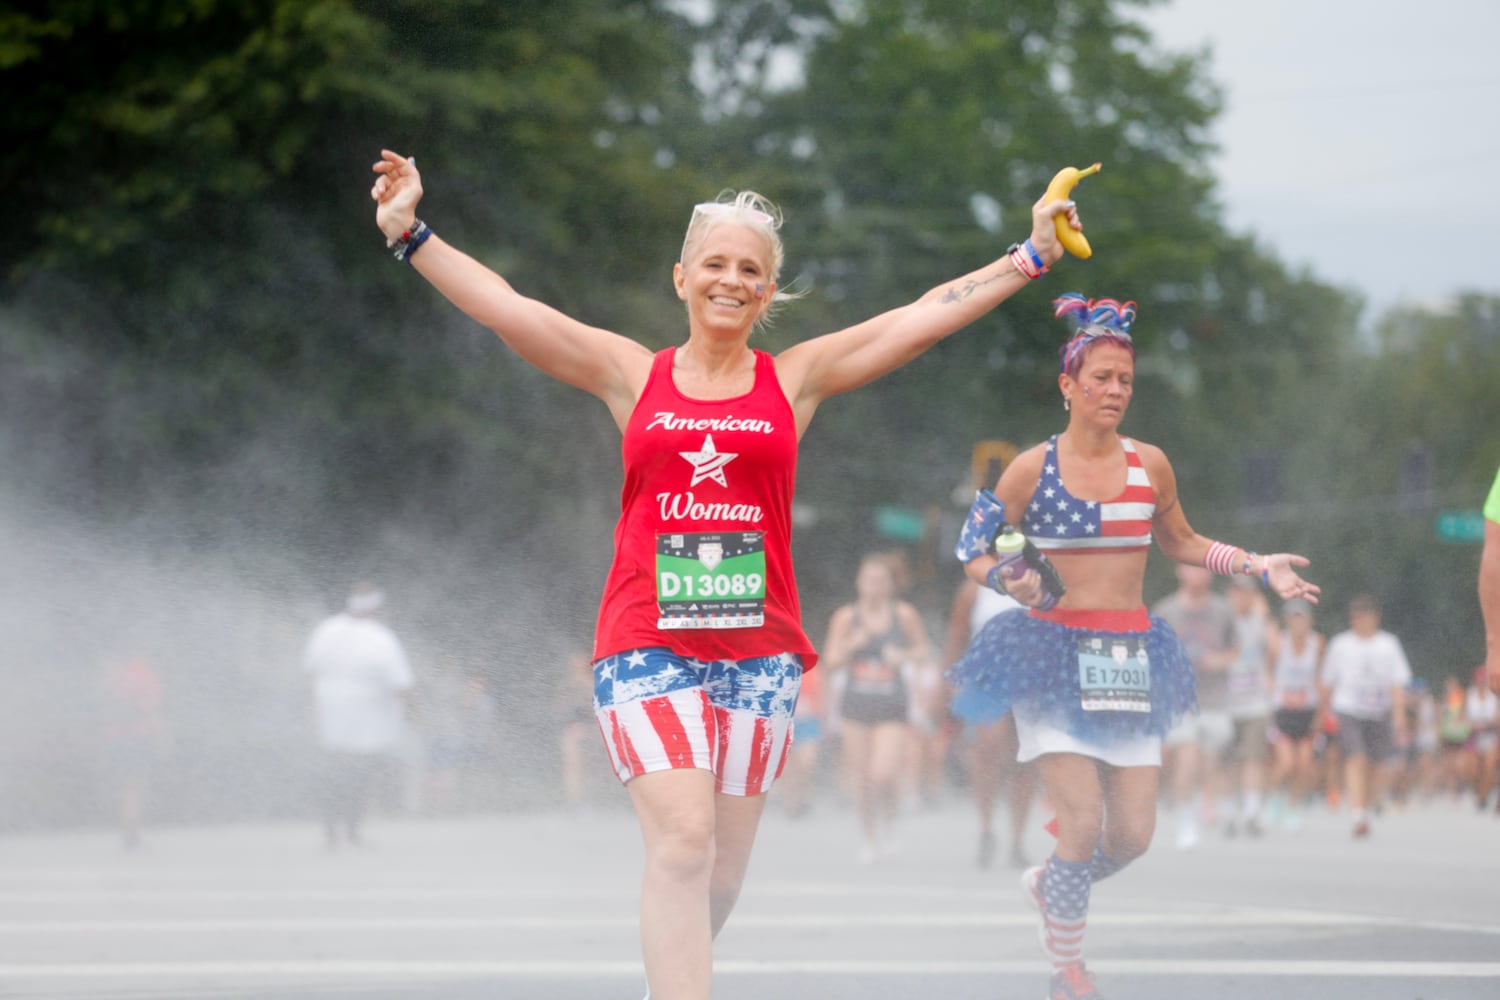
[
  {"xmin": 775, "ymin": 195, "xmax": 1079, "ymax": 428},
  {"xmin": 371, "ymin": 151, "xmax": 652, "ymax": 427}
]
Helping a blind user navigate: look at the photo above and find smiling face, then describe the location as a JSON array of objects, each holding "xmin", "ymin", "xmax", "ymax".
[
  {"xmin": 1061, "ymin": 340, "xmax": 1134, "ymax": 426},
  {"xmin": 673, "ymin": 222, "xmax": 775, "ymax": 338}
]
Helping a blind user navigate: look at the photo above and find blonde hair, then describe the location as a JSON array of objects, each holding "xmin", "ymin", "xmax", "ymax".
[{"xmin": 679, "ymin": 190, "xmax": 798, "ymax": 329}]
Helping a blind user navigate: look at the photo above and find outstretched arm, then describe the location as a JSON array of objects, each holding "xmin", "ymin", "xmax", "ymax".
[
  {"xmin": 1145, "ymin": 445, "xmax": 1320, "ymax": 602},
  {"xmin": 370, "ymin": 151, "xmax": 651, "ymax": 427},
  {"xmin": 776, "ymin": 193, "xmax": 1080, "ymax": 426}
]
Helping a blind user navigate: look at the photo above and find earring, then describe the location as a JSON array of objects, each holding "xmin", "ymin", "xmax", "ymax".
[{"xmin": 1063, "ymin": 397, "xmax": 1070, "ymax": 411}]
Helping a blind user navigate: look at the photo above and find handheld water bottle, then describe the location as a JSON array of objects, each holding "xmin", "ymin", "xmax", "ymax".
[{"xmin": 993, "ymin": 525, "xmax": 1064, "ymax": 611}]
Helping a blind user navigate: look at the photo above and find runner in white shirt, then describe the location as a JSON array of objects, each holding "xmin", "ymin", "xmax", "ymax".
[
  {"xmin": 303, "ymin": 582, "xmax": 415, "ymax": 847},
  {"xmin": 1319, "ymin": 594, "xmax": 1411, "ymax": 838}
]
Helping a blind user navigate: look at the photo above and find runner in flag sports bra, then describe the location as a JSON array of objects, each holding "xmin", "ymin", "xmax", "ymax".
[
  {"xmin": 947, "ymin": 293, "xmax": 1320, "ymax": 1000},
  {"xmin": 370, "ymin": 148, "xmax": 1085, "ymax": 1000}
]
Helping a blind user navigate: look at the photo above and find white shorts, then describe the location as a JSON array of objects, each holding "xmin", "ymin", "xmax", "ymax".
[
  {"xmin": 592, "ymin": 648, "xmax": 803, "ymax": 796},
  {"xmin": 1163, "ymin": 709, "xmax": 1234, "ymax": 754},
  {"xmin": 1014, "ymin": 707, "xmax": 1162, "ymax": 768}
]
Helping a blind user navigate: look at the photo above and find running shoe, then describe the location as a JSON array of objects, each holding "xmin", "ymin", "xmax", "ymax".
[
  {"xmin": 1047, "ymin": 960, "xmax": 1102, "ymax": 999},
  {"xmin": 1352, "ymin": 818, "xmax": 1371, "ymax": 838},
  {"xmin": 1021, "ymin": 863, "xmax": 1059, "ymax": 961}
]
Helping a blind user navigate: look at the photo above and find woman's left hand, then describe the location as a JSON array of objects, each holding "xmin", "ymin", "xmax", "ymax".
[
  {"xmin": 1262, "ymin": 553, "xmax": 1321, "ymax": 603},
  {"xmin": 1027, "ymin": 194, "xmax": 1081, "ymax": 267}
]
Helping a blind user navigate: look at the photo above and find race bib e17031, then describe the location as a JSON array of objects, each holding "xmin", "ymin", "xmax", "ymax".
[{"xmin": 1077, "ymin": 636, "xmax": 1152, "ymax": 713}]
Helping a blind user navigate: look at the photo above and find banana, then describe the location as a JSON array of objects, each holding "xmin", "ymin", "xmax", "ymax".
[{"xmin": 1044, "ymin": 162, "xmax": 1102, "ymax": 259}]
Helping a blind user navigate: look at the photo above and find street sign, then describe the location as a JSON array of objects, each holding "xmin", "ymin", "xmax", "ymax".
[{"xmin": 1436, "ymin": 510, "xmax": 1486, "ymax": 544}]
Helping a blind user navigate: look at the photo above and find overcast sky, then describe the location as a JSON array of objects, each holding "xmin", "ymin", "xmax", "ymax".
[{"xmin": 1140, "ymin": 0, "xmax": 1500, "ymax": 320}]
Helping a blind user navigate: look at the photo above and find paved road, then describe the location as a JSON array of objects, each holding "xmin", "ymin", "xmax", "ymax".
[{"xmin": 1, "ymin": 795, "xmax": 1496, "ymax": 1000}]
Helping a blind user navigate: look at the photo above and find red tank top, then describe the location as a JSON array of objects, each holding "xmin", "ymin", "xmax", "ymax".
[{"xmin": 593, "ymin": 347, "xmax": 817, "ymax": 668}]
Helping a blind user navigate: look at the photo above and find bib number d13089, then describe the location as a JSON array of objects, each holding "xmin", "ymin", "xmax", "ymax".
[
  {"xmin": 656, "ymin": 531, "xmax": 767, "ymax": 629},
  {"xmin": 1077, "ymin": 636, "xmax": 1152, "ymax": 713}
]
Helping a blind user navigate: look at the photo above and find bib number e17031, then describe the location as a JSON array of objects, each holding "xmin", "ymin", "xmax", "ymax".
[
  {"xmin": 656, "ymin": 531, "xmax": 767, "ymax": 629},
  {"xmin": 1077, "ymin": 636, "xmax": 1152, "ymax": 713}
]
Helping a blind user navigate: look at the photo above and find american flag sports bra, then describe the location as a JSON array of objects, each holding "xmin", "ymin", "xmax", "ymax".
[{"xmin": 1021, "ymin": 435, "xmax": 1155, "ymax": 554}]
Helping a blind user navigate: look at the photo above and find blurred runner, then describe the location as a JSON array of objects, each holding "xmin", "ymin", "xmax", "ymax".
[
  {"xmin": 943, "ymin": 575, "xmax": 1036, "ymax": 869},
  {"xmin": 1154, "ymin": 566, "xmax": 1237, "ymax": 849},
  {"xmin": 303, "ymin": 582, "xmax": 415, "ymax": 849},
  {"xmin": 1319, "ymin": 594, "xmax": 1410, "ymax": 838},
  {"xmin": 1265, "ymin": 598, "xmax": 1324, "ymax": 830},
  {"xmin": 823, "ymin": 552, "xmax": 930, "ymax": 863},
  {"xmin": 1221, "ymin": 577, "xmax": 1275, "ymax": 837}
]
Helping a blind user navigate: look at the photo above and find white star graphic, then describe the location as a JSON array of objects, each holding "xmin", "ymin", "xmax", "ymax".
[
  {"xmin": 679, "ymin": 434, "xmax": 738, "ymax": 487},
  {"xmin": 625, "ymin": 650, "xmax": 649, "ymax": 670},
  {"xmin": 1056, "ymin": 499, "xmax": 1069, "ymax": 511},
  {"xmin": 1045, "ymin": 464, "xmax": 1056, "ymax": 475},
  {"xmin": 1043, "ymin": 487, "xmax": 1056, "ymax": 499},
  {"xmin": 1085, "ymin": 523, "xmax": 1097, "ymax": 534},
  {"xmin": 1029, "ymin": 501, "xmax": 1041, "ymax": 512},
  {"xmin": 1043, "ymin": 513, "xmax": 1054, "ymax": 523},
  {"xmin": 1056, "ymin": 523, "xmax": 1068, "ymax": 534},
  {"xmin": 1086, "ymin": 501, "xmax": 1098, "ymax": 510},
  {"xmin": 1071, "ymin": 512, "xmax": 1083, "ymax": 523}
]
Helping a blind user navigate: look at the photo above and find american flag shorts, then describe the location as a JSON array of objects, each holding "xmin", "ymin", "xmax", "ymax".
[{"xmin": 592, "ymin": 648, "xmax": 803, "ymax": 796}]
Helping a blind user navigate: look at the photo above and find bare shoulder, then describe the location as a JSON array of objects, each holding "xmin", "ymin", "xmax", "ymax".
[{"xmin": 1127, "ymin": 437, "xmax": 1170, "ymax": 468}]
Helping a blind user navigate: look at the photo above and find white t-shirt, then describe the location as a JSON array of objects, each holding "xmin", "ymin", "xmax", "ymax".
[
  {"xmin": 303, "ymin": 613, "xmax": 415, "ymax": 753},
  {"xmin": 1320, "ymin": 629, "xmax": 1412, "ymax": 720}
]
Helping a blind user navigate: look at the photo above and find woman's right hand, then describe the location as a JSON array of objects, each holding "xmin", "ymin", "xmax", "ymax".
[
  {"xmin": 371, "ymin": 149, "xmax": 424, "ymax": 244},
  {"xmin": 1003, "ymin": 566, "xmax": 1048, "ymax": 608}
]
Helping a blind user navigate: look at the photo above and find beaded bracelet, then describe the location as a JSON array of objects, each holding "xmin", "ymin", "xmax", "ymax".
[{"xmin": 390, "ymin": 219, "xmax": 432, "ymax": 264}]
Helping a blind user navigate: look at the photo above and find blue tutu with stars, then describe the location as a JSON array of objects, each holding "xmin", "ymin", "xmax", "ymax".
[{"xmin": 948, "ymin": 606, "xmax": 1197, "ymax": 745}]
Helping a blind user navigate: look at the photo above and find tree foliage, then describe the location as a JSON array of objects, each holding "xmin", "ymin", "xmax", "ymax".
[{"xmin": 1, "ymin": 0, "xmax": 1496, "ymax": 719}]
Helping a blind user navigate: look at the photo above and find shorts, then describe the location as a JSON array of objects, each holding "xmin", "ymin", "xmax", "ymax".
[
  {"xmin": 1336, "ymin": 713, "xmax": 1394, "ymax": 762},
  {"xmin": 1164, "ymin": 709, "xmax": 1233, "ymax": 754},
  {"xmin": 593, "ymin": 647, "xmax": 802, "ymax": 796},
  {"xmin": 1273, "ymin": 707, "xmax": 1318, "ymax": 742},
  {"xmin": 1225, "ymin": 715, "xmax": 1270, "ymax": 763},
  {"xmin": 841, "ymin": 688, "xmax": 909, "ymax": 726}
]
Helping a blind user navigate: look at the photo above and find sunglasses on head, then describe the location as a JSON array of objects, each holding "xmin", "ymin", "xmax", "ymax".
[{"xmin": 692, "ymin": 201, "xmax": 775, "ymax": 226}]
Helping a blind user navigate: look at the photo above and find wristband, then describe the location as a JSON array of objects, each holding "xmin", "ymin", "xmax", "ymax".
[
  {"xmin": 1006, "ymin": 238, "xmax": 1048, "ymax": 280},
  {"xmin": 985, "ymin": 564, "xmax": 1006, "ymax": 594},
  {"xmin": 1204, "ymin": 540, "xmax": 1238, "ymax": 576}
]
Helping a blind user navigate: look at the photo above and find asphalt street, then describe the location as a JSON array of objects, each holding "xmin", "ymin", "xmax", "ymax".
[{"xmin": 1, "ymin": 793, "xmax": 1496, "ymax": 1000}]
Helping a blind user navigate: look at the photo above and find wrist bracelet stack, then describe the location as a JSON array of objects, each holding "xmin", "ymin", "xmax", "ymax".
[
  {"xmin": 389, "ymin": 219, "xmax": 432, "ymax": 264},
  {"xmin": 1007, "ymin": 238, "xmax": 1049, "ymax": 280}
]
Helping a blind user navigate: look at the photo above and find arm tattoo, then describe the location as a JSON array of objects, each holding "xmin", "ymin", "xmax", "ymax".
[{"xmin": 940, "ymin": 272, "xmax": 1002, "ymax": 304}]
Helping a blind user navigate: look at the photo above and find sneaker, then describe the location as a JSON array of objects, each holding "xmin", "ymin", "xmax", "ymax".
[
  {"xmin": 1282, "ymin": 809, "xmax": 1303, "ymax": 833},
  {"xmin": 1048, "ymin": 960, "xmax": 1102, "ymax": 999},
  {"xmin": 1352, "ymin": 818, "xmax": 1371, "ymax": 839},
  {"xmin": 1174, "ymin": 819, "xmax": 1199, "ymax": 851},
  {"xmin": 1245, "ymin": 817, "xmax": 1264, "ymax": 838},
  {"xmin": 1021, "ymin": 864, "xmax": 1059, "ymax": 961}
]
